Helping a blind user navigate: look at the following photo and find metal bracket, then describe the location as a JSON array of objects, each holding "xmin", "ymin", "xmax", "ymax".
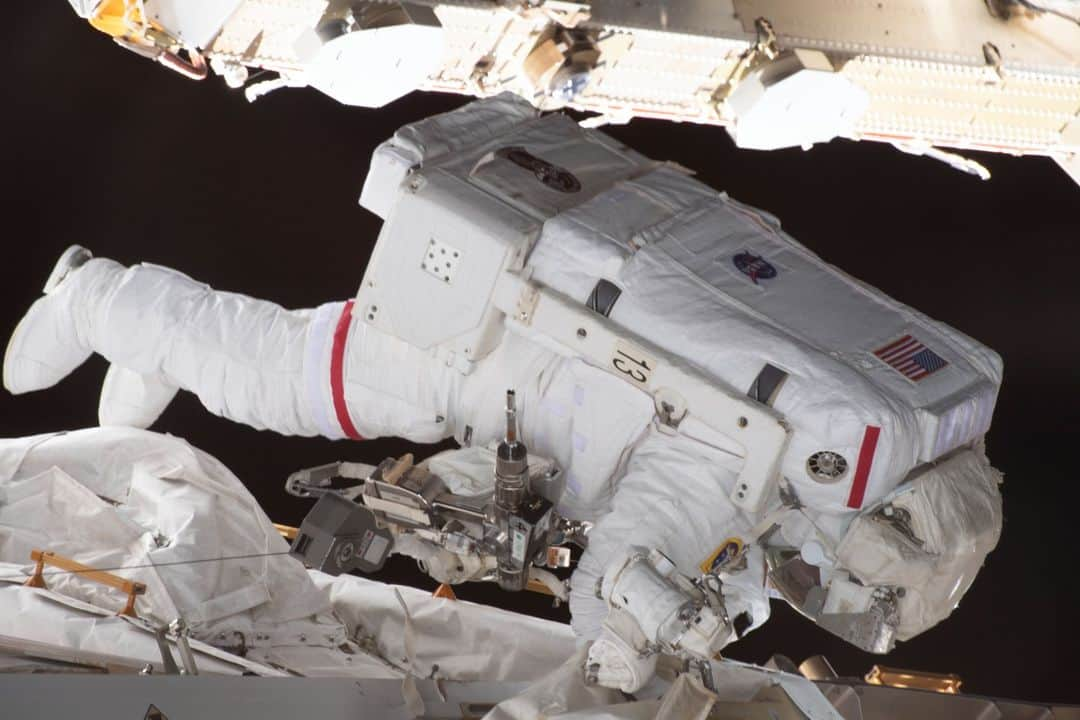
[
  {"xmin": 285, "ymin": 461, "xmax": 377, "ymax": 499},
  {"xmin": 151, "ymin": 627, "xmax": 181, "ymax": 675},
  {"xmin": 168, "ymin": 619, "xmax": 199, "ymax": 676},
  {"xmin": 514, "ymin": 283, "xmax": 541, "ymax": 325},
  {"xmin": 494, "ymin": 274, "xmax": 789, "ymax": 512}
]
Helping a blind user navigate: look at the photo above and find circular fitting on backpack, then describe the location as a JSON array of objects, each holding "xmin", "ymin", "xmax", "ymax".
[{"xmin": 806, "ymin": 451, "xmax": 849, "ymax": 482}]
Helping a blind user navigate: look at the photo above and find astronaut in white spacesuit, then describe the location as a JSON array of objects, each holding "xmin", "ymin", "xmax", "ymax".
[{"xmin": 3, "ymin": 96, "xmax": 1005, "ymax": 692}]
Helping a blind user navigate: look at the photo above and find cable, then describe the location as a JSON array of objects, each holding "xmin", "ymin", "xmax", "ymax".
[{"xmin": 0, "ymin": 551, "xmax": 294, "ymax": 585}]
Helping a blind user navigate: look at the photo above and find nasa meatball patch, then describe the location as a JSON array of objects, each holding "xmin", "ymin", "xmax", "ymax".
[{"xmin": 732, "ymin": 251, "xmax": 778, "ymax": 285}]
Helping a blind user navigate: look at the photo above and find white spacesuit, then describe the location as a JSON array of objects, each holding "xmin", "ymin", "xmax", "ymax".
[{"xmin": 3, "ymin": 96, "xmax": 1004, "ymax": 692}]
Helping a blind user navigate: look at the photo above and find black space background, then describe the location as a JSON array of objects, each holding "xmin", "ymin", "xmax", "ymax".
[{"xmin": 2, "ymin": 4, "xmax": 1079, "ymax": 704}]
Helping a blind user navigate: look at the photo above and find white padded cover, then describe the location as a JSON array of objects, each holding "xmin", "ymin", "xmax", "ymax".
[
  {"xmin": 362, "ymin": 95, "xmax": 1003, "ymax": 513},
  {"xmin": 530, "ymin": 166, "xmax": 1002, "ymax": 511}
]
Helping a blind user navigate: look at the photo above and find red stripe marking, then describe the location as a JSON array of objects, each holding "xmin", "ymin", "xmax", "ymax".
[
  {"xmin": 330, "ymin": 300, "xmax": 364, "ymax": 441},
  {"xmin": 874, "ymin": 335, "xmax": 912, "ymax": 357},
  {"xmin": 883, "ymin": 342, "xmax": 917, "ymax": 358},
  {"xmin": 881, "ymin": 337, "xmax": 915, "ymax": 354},
  {"xmin": 846, "ymin": 426, "xmax": 881, "ymax": 509},
  {"xmin": 881, "ymin": 342, "xmax": 919, "ymax": 363}
]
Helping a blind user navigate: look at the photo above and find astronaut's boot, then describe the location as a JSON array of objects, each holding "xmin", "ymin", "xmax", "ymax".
[
  {"xmin": 99, "ymin": 364, "xmax": 180, "ymax": 428},
  {"xmin": 2, "ymin": 246, "xmax": 121, "ymax": 394}
]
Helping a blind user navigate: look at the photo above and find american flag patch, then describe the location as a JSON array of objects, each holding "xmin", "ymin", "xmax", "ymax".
[{"xmin": 874, "ymin": 335, "xmax": 948, "ymax": 381}]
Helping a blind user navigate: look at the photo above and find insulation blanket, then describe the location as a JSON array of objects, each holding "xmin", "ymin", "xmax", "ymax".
[
  {"xmin": 0, "ymin": 428, "xmax": 329, "ymax": 647},
  {"xmin": 0, "ymin": 580, "xmax": 273, "ymax": 675},
  {"xmin": 312, "ymin": 571, "xmax": 576, "ymax": 682},
  {"xmin": 0, "ymin": 427, "xmax": 575, "ymax": 682}
]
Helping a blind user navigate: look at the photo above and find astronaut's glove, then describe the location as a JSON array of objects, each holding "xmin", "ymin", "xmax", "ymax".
[
  {"xmin": 596, "ymin": 546, "xmax": 734, "ymax": 669},
  {"xmin": 585, "ymin": 608, "xmax": 658, "ymax": 693}
]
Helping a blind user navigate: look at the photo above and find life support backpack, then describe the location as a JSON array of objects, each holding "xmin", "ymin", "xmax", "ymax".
[{"xmin": 356, "ymin": 94, "xmax": 1001, "ymax": 516}]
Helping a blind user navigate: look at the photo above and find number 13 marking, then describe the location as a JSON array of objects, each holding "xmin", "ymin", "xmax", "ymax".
[{"xmin": 611, "ymin": 340, "xmax": 656, "ymax": 389}]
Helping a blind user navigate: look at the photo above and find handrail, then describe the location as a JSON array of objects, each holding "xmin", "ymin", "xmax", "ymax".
[{"xmin": 24, "ymin": 550, "xmax": 147, "ymax": 618}]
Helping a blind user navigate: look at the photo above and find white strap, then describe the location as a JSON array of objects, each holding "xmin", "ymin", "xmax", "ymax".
[{"xmin": 393, "ymin": 588, "xmax": 426, "ymax": 718}]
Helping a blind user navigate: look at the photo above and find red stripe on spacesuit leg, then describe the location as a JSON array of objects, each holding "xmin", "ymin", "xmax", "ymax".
[
  {"xmin": 330, "ymin": 300, "xmax": 365, "ymax": 441},
  {"xmin": 846, "ymin": 425, "xmax": 881, "ymax": 509}
]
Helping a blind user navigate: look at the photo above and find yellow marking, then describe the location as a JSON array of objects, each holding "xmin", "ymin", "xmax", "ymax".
[
  {"xmin": 274, "ymin": 523, "xmax": 299, "ymax": 541},
  {"xmin": 865, "ymin": 665, "xmax": 962, "ymax": 694},
  {"xmin": 699, "ymin": 537, "xmax": 744, "ymax": 574},
  {"xmin": 88, "ymin": 0, "xmax": 143, "ymax": 39},
  {"xmin": 433, "ymin": 583, "xmax": 458, "ymax": 600}
]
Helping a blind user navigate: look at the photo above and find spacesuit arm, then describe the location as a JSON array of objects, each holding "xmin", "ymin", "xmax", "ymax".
[
  {"xmin": 568, "ymin": 424, "xmax": 770, "ymax": 692},
  {"xmin": 584, "ymin": 546, "xmax": 734, "ymax": 692}
]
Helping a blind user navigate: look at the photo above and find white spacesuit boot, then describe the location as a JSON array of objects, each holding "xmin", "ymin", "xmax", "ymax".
[
  {"xmin": 3, "ymin": 245, "xmax": 103, "ymax": 394},
  {"xmin": 3, "ymin": 245, "xmax": 180, "ymax": 427}
]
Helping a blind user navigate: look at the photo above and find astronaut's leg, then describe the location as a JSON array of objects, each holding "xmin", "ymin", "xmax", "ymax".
[
  {"xmin": 5, "ymin": 248, "xmax": 185, "ymax": 428},
  {"xmin": 99, "ymin": 364, "xmax": 182, "ymax": 428},
  {"xmin": 3, "ymin": 247, "xmax": 111, "ymax": 396},
  {"xmin": 3, "ymin": 248, "xmax": 458, "ymax": 441}
]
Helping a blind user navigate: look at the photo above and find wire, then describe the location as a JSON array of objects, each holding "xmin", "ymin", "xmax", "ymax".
[{"xmin": 0, "ymin": 551, "xmax": 294, "ymax": 585}]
